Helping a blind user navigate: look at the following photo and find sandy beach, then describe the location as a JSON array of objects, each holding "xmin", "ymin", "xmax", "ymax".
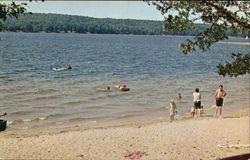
[{"xmin": 0, "ymin": 109, "xmax": 249, "ymax": 160}]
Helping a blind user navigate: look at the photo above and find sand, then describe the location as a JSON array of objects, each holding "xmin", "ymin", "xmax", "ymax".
[{"xmin": 0, "ymin": 113, "xmax": 249, "ymax": 160}]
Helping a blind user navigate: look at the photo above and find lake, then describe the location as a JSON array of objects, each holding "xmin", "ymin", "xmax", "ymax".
[{"xmin": 0, "ymin": 32, "xmax": 249, "ymax": 131}]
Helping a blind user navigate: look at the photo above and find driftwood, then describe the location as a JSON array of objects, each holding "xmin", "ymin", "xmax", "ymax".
[{"xmin": 217, "ymin": 144, "xmax": 250, "ymax": 148}]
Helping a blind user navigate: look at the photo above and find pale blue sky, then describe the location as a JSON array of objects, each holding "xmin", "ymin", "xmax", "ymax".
[{"xmin": 12, "ymin": 1, "xmax": 164, "ymax": 21}]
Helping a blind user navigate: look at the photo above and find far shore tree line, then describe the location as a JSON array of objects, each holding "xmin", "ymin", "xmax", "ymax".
[{"xmin": 1, "ymin": 13, "xmax": 249, "ymax": 38}]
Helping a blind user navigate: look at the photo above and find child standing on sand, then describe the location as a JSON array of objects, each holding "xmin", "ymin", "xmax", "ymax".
[{"xmin": 169, "ymin": 99, "xmax": 177, "ymax": 122}]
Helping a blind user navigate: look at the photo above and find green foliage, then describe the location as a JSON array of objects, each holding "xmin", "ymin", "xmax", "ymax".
[
  {"xmin": 148, "ymin": 0, "xmax": 250, "ymax": 77},
  {"xmin": 3, "ymin": 13, "xmax": 165, "ymax": 35},
  {"xmin": 2, "ymin": 13, "xmax": 249, "ymax": 38},
  {"xmin": 217, "ymin": 53, "xmax": 250, "ymax": 77},
  {"xmin": 148, "ymin": 1, "xmax": 250, "ymax": 53},
  {"xmin": 0, "ymin": 2, "xmax": 27, "ymax": 31}
]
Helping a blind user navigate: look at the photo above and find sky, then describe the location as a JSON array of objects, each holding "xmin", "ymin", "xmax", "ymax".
[{"xmin": 11, "ymin": 1, "xmax": 165, "ymax": 21}]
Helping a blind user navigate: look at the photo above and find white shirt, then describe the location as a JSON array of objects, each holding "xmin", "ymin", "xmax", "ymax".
[{"xmin": 193, "ymin": 92, "xmax": 201, "ymax": 102}]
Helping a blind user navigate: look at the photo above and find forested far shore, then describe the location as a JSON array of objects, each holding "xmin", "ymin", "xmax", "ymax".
[{"xmin": 1, "ymin": 13, "xmax": 249, "ymax": 37}]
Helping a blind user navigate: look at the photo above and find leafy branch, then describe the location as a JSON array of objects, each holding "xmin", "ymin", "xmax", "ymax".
[
  {"xmin": 147, "ymin": 0, "xmax": 250, "ymax": 77},
  {"xmin": 217, "ymin": 53, "xmax": 250, "ymax": 77}
]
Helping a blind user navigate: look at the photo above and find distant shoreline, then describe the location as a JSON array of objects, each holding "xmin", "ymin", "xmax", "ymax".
[
  {"xmin": 218, "ymin": 41, "xmax": 250, "ymax": 45},
  {"xmin": 3, "ymin": 13, "xmax": 249, "ymax": 38},
  {"xmin": 1, "ymin": 31, "xmax": 249, "ymax": 40}
]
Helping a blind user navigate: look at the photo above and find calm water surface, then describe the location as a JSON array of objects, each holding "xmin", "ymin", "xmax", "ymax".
[{"xmin": 0, "ymin": 32, "xmax": 249, "ymax": 131}]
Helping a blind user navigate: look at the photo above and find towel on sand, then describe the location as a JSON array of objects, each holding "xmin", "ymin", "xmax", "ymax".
[{"xmin": 124, "ymin": 151, "xmax": 148, "ymax": 159}]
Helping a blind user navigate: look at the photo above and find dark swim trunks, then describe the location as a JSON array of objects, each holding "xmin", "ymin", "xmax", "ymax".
[
  {"xmin": 216, "ymin": 98, "xmax": 224, "ymax": 107},
  {"xmin": 194, "ymin": 101, "xmax": 201, "ymax": 109}
]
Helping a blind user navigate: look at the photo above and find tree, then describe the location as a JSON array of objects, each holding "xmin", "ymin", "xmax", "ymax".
[
  {"xmin": 147, "ymin": 0, "xmax": 250, "ymax": 77},
  {"xmin": 0, "ymin": 2, "xmax": 28, "ymax": 31},
  {"xmin": 217, "ymin": 53, "xmax": 250, "ymax": 77}
]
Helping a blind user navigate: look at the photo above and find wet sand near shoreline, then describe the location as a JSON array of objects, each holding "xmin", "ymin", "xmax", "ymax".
[{"xmin": 0, "ymin": 108, "xmax": 249, "ymax": 160}]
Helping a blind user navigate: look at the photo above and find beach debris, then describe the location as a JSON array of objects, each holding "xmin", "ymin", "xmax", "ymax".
[
  {"xmin": 124, "ymin": 151, "xmax": 148, "ymax": 159},
  {"xmin": 217, "ymin": 144, "xmax": 250, "ymax": 148},
  {"xmin": 77, "ymin": 154, "xmax": 85, "ymax": 158}
]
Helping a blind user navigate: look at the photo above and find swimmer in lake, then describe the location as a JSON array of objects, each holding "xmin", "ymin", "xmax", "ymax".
[
  {"xmin": 114, "ymin": 85, "xmax": 130, "ymax": 91},
  {"xmin": 0, "ymin": 112, "xmax": 7, "ymax": 117},
  {"xmin": 67, "ymin": 65, "xmax": 72, "ymax": 70},
  {"xmin": 53, "ymin": 65, "xmax": 72, "ymax": 71},
  {"xmin": 176, "ymin": 93, "xmax": 182, "ymax": 101}
]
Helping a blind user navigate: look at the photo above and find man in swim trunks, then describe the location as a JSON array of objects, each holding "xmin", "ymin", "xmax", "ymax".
[{"xmin": 215, "ymin": 84, "xmax": 227, "ymax": 118}]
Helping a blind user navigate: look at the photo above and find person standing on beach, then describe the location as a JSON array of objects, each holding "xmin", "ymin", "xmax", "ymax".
[
  {"xmin": 169, "ymin": 99, "xmax": 177, "ymax": 122},
  {"xmin": 215, "ymin": 85, "xmax": 227, "ymax": 118},
  {"xmin": 193, "ymin": 88, "xmax": 201, "ymax": 117}
]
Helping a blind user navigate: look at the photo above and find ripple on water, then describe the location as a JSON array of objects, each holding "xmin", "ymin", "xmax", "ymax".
[{"xmin": 1, "ymin": 33, "xmax": 249, "ymax": 131}]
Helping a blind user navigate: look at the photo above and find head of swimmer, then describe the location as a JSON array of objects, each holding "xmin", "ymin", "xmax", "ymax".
[{"xmin": 67, "ymin": 65, "xmax": 72, "ymax": 69}]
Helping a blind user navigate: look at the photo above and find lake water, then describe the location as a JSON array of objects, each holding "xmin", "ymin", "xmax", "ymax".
[{"xmin": 0, "ymin": 32, "xmax": 249, "ymax": 131}]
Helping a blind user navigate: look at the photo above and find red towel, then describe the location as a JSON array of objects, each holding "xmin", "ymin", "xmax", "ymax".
[{"xmin": 124, "ymin": 151, "xmax": 148, "ymax": 159}]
